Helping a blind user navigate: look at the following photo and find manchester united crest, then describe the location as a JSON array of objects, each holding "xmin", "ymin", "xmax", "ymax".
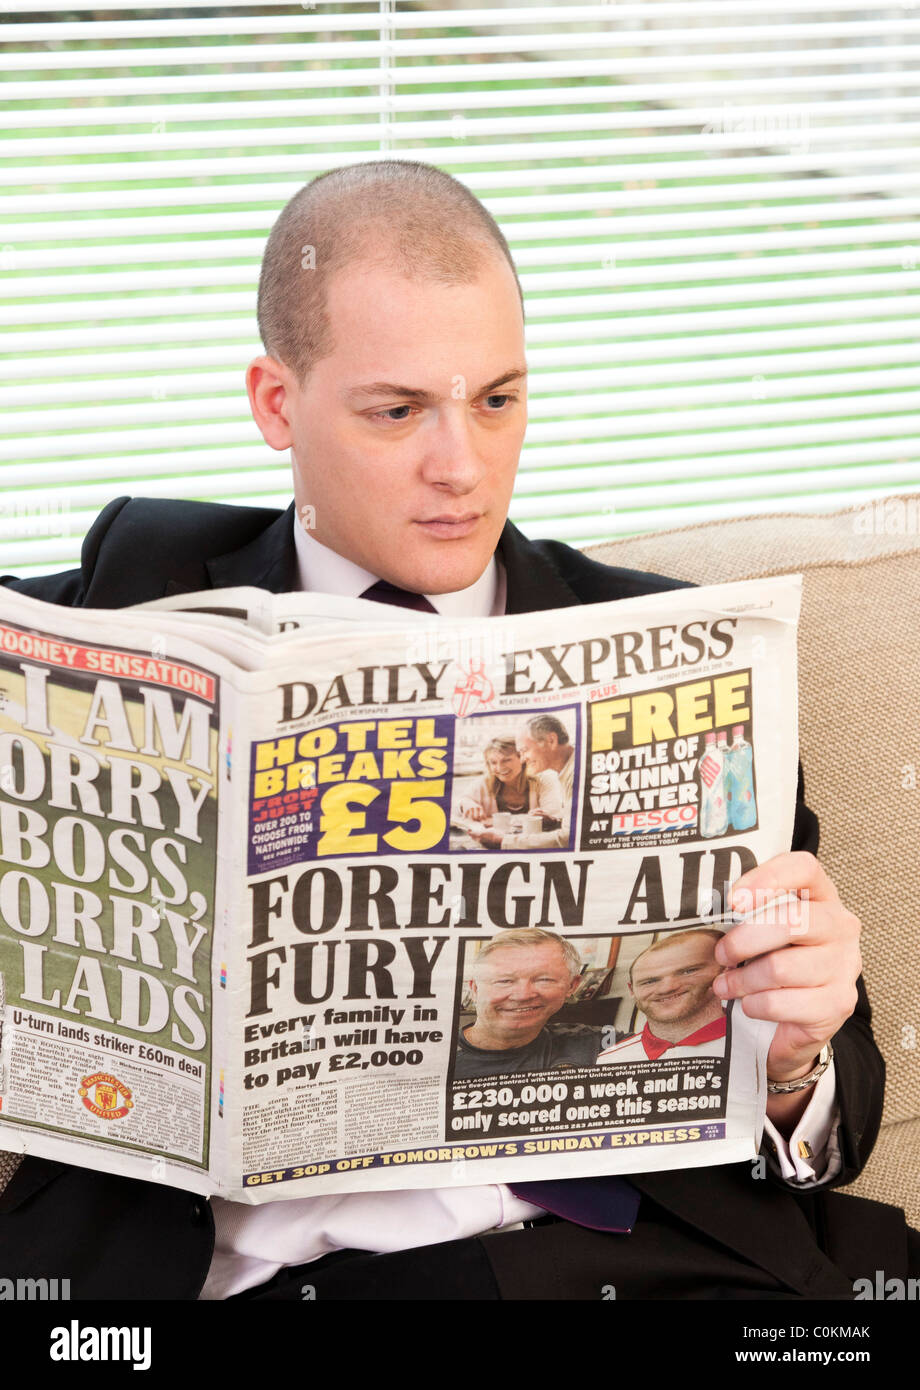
[{"xmin": 79, "ymin": 1071, "xmax": 133, "ymax": 1120}]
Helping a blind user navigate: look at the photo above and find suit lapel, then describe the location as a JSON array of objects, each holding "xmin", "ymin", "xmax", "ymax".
[
  {"xmin": 204, "ymin": 501, "xmax": 298, "ymax": 594},
  {"xmin": 629, "ymin": 1167, "xmax": 855, "ymax": 1297},
  {"xmin": 162, "ymin": 505, "xmax": 297, "ymax": 598},
  {"xmin": 497, "ymin": 519, "xmax": 581, "ymax": 614}
]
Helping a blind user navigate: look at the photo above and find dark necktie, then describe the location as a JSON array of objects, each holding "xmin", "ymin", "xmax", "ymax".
[
  {"xmin": 360, "ymin": 579, "xmax": 437, "ymax": 613},
  {"xmin": 508, "ymin": 1176, "xmax": 640, "ymax": 1233}
]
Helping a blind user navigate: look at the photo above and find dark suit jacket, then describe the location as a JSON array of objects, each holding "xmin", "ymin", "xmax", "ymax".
[{"xmin": 0, "ymin": 497, "xmax": 898, "ymax": 1299}]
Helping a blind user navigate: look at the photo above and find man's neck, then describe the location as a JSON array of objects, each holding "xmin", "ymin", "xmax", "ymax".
[{"xmin": 645, "ymin": 1007, "xmax": 724, "ymax": 1044}]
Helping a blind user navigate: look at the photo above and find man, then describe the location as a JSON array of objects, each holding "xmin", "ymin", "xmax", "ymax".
[
  {"xmin": 471, "ymin": 715, "xmax": 576, "ymax": 851},
  {"xmin": 0, "ymin": 159, "xmax": 908, "ymax": 1300},
  {"xmin": 455, "ymin": 928, "xmax": 599, "ymax": 1078},
  {"xmin": 597, "ymin": 929, "xmax": 727, "ymax": 1063}
]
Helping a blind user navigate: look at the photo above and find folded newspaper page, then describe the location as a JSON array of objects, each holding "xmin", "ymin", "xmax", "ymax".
[{"xmin": 0, "ymin": 574, "xmax": 801, "ymax": 1201}]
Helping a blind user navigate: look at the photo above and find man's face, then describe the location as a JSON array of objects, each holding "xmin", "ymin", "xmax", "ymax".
[
  {"xmin": 629, "ymin": 936, "xmax": 722, "ymax": 1031},
  {"xmin": 470, "ymin": 942, "xmax": 576, "ymax": 1044},
  {"xmin": 517, "ymin": 731, "xmax": 550, "ymax": 773},
  {"xmin": 250, "ymin": 254, "xmax": 526, "ymax": 594}
]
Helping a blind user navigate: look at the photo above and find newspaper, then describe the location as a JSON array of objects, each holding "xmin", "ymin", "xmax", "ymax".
[{"xmin": 0, "ymin": 574, "xmax": 801, "ymax": 1201}]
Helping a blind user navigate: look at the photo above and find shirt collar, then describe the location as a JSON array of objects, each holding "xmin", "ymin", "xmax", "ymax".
[
  {"xmin": 293, "ymin": 512, "xmax": 505, "ymax": 617},
  {"xmin": 639, "ymin": 1014, "xmax": 727, "ymax": 1061}
]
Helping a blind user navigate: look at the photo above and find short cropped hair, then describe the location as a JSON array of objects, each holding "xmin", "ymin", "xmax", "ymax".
[
  {"xmin": 628, "ymin": 928, "xmax": 724, "ymax": 986},
  {"xmin": 525, "ymin": 714, "xmax": 570, "ymax": 747},
  {"xmin": 257, "ymin": 159, "xmax": 525, "ymax": 386},
  {"xmin": 470, "ymin": 928, "xmax": 583, "ymax": 980}
]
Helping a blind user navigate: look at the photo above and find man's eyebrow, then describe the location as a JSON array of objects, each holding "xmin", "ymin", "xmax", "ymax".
[{"xmin": 345, "ymin": 368, "xmax": 527, "ymax": 403}]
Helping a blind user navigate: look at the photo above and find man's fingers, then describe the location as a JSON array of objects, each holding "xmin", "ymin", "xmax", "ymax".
[
  {"xmin": 735, "ymin": 985, "xmax": 858, "ymax": 1029},
  {"xmin": 713, "ymin": 944, "xmax": 840, "ymax": 998},
  {"xmin": 714, "ymin": 900, "xmax": 860, "ymax": 966}
]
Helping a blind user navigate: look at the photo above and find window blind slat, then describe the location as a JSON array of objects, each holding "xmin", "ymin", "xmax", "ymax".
[
  {"xmin": 7, "ymin": 170, "xmax": 920, "ymax": 217},
  {"xmin": 6, "ymin": 144, "xmax": 919, "ymax": 188},
  {"xmin": 10, "ymin": 9, "xmax": 920, "ymax": 41},
  {"xmin": 6, "ymin": 66, "xmax": 920, "ymax": 103},
  {"xmin": 6, "ymin": 36, "xmax": 920, "ymax": 71},
  {"xmin": 11, "ymin": 117, "xmax": 920, "ymax": 162},
  {"xmin": 7, "ymin": 94, "xmax": 920, "ymax": 131},
  {"xmin": 6, "ymin": 0, "xmax": 906, "ymax": 13}
]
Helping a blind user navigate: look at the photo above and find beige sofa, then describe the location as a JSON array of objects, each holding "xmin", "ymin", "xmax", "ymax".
[{"xmin": 587, "ymin": 493, "xmax": 920, "ymax": 1227}]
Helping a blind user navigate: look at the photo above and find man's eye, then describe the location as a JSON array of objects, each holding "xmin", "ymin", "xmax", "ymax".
[
  {"xmin": 372, "ymin": 405, "xmax": 414, "ymax": 422},
  {"xmin": 483, "ymin": 393, "xmax": 515, "ymax": 410}
]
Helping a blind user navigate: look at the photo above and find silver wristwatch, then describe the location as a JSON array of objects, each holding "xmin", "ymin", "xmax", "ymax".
[{"xmin": 766, "ymin": 1042, "xmax": 834, "ymax": 1094}]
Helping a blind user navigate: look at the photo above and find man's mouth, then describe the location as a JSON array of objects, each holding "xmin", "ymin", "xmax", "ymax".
[{"xmin": 414, "ymin": 513, "xmax": 481, "ymax": 539}]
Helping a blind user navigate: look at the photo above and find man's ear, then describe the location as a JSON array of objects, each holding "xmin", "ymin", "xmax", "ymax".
[{"xmin": 246, "ymin": 355, "xmax": 296, "ymax": 451}]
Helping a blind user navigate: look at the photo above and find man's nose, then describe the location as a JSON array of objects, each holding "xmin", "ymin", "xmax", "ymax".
[
  {"xmin": 509, "ymin": 978, "xmax": 538, "ymax": 999},
  {"xmin": 419, "ymin": 409, "xmax": 488, "ymax": 493}
]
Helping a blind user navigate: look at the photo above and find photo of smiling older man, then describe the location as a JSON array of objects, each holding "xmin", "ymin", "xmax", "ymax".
[{"xmin": 454, "ymin": 928, "xmax": 602, "ymax": 1079}]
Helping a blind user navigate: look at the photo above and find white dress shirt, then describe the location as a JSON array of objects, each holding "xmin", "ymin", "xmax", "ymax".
[{"xmin": 198, "ymin": 513, "xmax": 841, "ymax": 1299}]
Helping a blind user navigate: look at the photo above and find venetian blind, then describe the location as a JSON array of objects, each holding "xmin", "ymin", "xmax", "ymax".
[{"xmin": 2, "ymin": 0, "xmax": 918, "ymax": 573}]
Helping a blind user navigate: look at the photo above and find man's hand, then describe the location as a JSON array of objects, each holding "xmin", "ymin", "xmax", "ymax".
[{"xmin": 712, "ymin": 852, "xmax": 861, "ymax": 1128}]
